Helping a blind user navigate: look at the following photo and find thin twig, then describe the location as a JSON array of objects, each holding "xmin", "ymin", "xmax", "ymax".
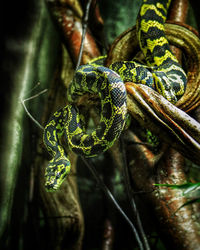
[
  {"xmin": 81, "ymin": 156, "xmax": 144, "ymax": 250},
  {"xmin": 75, "ymin": 0, "xmax": 93, "ymax": 70},
  {"xmin": 120, "ymin": 135, "xmax": 151, "ymax": 250},
  {"xmin": 21, "ymin": 88, "xmax": 47, "ymax": 131}
]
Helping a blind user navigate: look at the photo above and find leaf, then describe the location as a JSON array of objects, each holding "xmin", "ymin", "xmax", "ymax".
[
  {"xmin": 154, "ymin": 182, "xmax": 200, "ymax": 191},
  {"xmin": 183, "ymin": 184, "xmax": 200, "ymax": 196},
  {"xmin": 154, "ymin": 182, "xmax": 200, "ymax": 198},
  {"xmin": 174, "ymin": 198, "xmax": 200, "ymax": 214}
]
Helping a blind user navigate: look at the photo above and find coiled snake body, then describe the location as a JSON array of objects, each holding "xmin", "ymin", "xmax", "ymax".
[{"xmin": 43, "ymin": 0, "xmax": 187, "ymax": 191}]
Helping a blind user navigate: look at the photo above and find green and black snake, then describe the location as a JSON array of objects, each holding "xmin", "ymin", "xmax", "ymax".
[{"xmin": 43, "ymin": 0, "xmax": 187, "ymax": 191}]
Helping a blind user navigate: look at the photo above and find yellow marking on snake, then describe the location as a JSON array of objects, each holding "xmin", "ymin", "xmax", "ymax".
[
  {"xmin": 140, "ymin": 20, "xmax": 165, "ymax": 34},
  {"xmin": 140, "ymin": 4, "xmax": 166, "ymax": 20},
  {"xmin": 146, "ymin": 37, "xmax": 168, "ymax": 53}
]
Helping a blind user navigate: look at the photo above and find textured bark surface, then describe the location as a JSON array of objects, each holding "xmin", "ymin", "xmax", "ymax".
[{"xmin": 107, "ymin": 0, "xmax": 200, "ymax": 249}]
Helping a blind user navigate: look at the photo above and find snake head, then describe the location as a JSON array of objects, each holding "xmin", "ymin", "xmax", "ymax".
[{"xmin": 45, "ymin": 158, "xmax": 71, "ymax": 192}]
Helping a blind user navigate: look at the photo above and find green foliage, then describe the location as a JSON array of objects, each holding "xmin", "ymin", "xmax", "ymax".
[
  {"xmin": 146, "ymin": 129, "xmax": 160, "ymax": 147},
  {"xmin": 154, "ymin": 182, "xmax": 200, "ymax": 211}
]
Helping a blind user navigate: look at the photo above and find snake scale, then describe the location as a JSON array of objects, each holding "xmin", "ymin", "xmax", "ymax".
[{"xmin": 43, "ymin": 0, "xmax": 187, "ymax": 191}]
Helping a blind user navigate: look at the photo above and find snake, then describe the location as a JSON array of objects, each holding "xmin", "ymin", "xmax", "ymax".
[{"xmin": 43, "ymin": 0, "xmax": 187, "ymax": 191}]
